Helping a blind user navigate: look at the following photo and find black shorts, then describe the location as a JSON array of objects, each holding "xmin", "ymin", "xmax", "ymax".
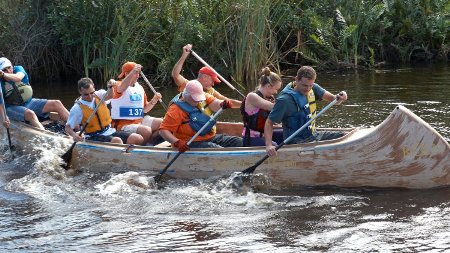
[{"xmin": 87, "ymin": 131, "xmax": 131, "ymax": 143}]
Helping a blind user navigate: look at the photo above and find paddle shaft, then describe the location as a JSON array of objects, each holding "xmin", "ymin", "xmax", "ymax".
[
  {"xmin": 154, "ymin": 107, "xmax": 225, "ymax": 183},
  {"xmin": 242, "ymin": 97, "xmax": 339, "ymax": 174},
  {"xmin": 0, "ymin": 88, "xmax": 12, "ymax": 151},
  {"xmin": 61, "ymin": 90, "xmax": 110, "ymax": 168},
  {"xmin": 78, "ymin": 91, "xmax": 110, "ymax": 136},
  {"xmin": 139, "ymin": 72, "xmax": 168, "ymax": 111},
  {"xmin": 190, "ymin": 50, "xmax": 245, "ymax": 98}
]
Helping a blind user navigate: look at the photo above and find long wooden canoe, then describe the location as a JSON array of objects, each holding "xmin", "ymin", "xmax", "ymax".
[{"xmin": 1, "ymin": 105, "xmax": 449, "ymax": 189}]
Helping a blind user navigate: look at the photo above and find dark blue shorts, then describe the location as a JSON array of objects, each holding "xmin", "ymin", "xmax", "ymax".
[
  {"xmin": 86, "ymin": 131, "xmax": 131, "ymax": 143},
  {"xmin": 6, "ymin": 98, "xmax": 48, "ymax": 122}
]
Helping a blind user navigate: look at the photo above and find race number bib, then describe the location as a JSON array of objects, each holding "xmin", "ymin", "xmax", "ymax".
[{"xmin": 119, "ymin": 107, "xmax": 144, "ymax": 117}]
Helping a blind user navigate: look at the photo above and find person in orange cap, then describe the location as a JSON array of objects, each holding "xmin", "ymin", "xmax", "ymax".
[
  {"xmin": 171, "ymin": 44, "xmax": 241, "ymax": 109},
  {"xmin": 109, "ymin": 62, "xmax": 163, "ymax": 145}
]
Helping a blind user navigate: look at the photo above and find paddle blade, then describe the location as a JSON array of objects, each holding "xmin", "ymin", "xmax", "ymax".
[
  {"xmin": 241, "ymin": 165, "xmax": 258, "ymax": 174},
  {"xmin": 60, "ymin": 142, "xmax": 76, "ymax": 169},
  {"xmin": 241, "ymin": 154, "xmax": 269, "ymax": 174},
  {"xmin": 154, "ymin": 174, "xmax": 162, "ymax": 183}
]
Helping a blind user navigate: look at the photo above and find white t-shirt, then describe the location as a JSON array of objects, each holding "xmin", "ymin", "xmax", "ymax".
[{"xmin": 66, "ymin": 89, "xmax": 116, "ymax": 136}]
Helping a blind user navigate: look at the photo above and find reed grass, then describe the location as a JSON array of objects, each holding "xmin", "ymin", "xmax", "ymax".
[
  {"xmin": 1, "ymin": 0, "xmax": 448, "ymax": 88},
  {"xmin": 225, "ymin": 0, "xmax": 287, "ymax": 90}
]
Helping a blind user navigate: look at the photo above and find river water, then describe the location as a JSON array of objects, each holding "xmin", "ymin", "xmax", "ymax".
[{"xmin": 1, "ymin": 65, "xmax": 449, "ymax": 252}]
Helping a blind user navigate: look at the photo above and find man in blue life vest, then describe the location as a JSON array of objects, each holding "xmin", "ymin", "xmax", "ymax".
[
  {"xmin": 265, "ymin": 66, "xmax": 348, "ymax": 157},
  {"xmin": 159, "ymin": 80, "xmax": 242, "ymax": 152},
  {"xmin": 0, "ymin": 57, "xmax": 69, "ymax": 129}
]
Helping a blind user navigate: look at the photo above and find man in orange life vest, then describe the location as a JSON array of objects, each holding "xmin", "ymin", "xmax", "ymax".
[{"xmin": 65, "ymin": 77, "xmax": 143, "ymax": 145}]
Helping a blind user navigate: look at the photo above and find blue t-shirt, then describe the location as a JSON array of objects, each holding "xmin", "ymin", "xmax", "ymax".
[
  {"xmin": 0, "ymin": 66, "xmax": 29, "ymax": 105},
  {"xmin": 268, "ymin": 83, "xmax": 325, "ymax": 140}
]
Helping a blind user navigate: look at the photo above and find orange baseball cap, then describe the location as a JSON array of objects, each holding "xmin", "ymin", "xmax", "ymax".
[
  {"xmin": 198, "ymin": 67, "xmax": 221, "ymax": 84},
  {"xmin": 118, "ymin": 61, "xmax": 137, "ymax": 79}
]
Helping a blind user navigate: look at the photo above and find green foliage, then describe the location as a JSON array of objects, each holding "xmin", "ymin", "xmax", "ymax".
[
  {"xmin": 0, "ymin": 0, "xmax": 448, "ymax": 89},
  {"xmin": 48, "ymin": 0, "xmax": 156, "ymax": 83},
  {"xmin": 381, "ymin": 0, "xmax": 450, "ymax": 62},
  {"xmin": 0, "ymin": 0, "xmax": 64, "ymax": 80}
]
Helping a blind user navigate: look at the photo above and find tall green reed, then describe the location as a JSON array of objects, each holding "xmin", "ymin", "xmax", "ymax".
[
  {"xmin": 50, "ymin": 0, "xmax": 151, "ymax": 84},
  {"xmin": 225, "ymin": 0, "xmax": 287, "ymax": 90}
]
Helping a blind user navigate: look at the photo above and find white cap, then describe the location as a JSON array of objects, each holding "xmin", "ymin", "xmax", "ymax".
[
  {"xmin": 185, "ymin": 80, "xmax": 206, "ymax": 102},
  {"xmin": 0, "ymin": 57, "xmax": 12, "ymax": 70}
]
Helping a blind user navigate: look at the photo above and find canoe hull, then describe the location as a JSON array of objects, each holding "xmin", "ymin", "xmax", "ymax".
[{"xmin": 1, "ymin": 105, "xmax": 449, "ymax": 189}]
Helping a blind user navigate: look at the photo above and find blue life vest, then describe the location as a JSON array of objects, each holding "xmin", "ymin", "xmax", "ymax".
[
  {"xmin": 171, "ymin": 94, "xmax": 215, "ymax": 136},
  {"xmin": 279, "ymin": 82, "xmax": 317, "ymax": 141}
]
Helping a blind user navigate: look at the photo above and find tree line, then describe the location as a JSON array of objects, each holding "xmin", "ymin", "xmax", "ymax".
[{"xmin": 0, "ymin": 0, "xmax": 448, "ymax": 91}]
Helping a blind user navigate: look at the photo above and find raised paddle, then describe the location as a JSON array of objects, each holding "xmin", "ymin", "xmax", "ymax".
[
  {"xmin": 190, "ymin": 50, "xmax": 245, "ymax": 99},
  {"xmin": 61, "ymin": 89, "xmax": 110, "ymax": 169},
  {"xmin": 139, "ymin": 72, "xmax": 168, "ymax": 111},
  {"xmin": 241, "ymin": 96, "xmax": 341, "ymax": 174},
  {"xmin": 0, "ymin": 88, "xmax": 13, "ymax": 151},
  {"xmin": 154, "ymin": 107, "xmax": 225, "ymax": 183}
]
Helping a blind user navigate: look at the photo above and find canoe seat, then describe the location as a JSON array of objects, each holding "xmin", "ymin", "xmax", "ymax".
[
  {"xmin": 49, "ymin": 112, "xmax": 61, "ymax": 121},
  {"xmin": 154, "ymin": 141, "xmax": 171, "ymax": 148}
]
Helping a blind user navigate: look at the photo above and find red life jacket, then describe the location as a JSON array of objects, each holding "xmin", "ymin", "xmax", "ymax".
[{"xmin": 240, "ymin": 90, "xmax": 274, "ymax": 146}]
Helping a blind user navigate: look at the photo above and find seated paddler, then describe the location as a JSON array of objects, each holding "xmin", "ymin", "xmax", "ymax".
[
  {"xmin": 65, "ymin": 77, "xmax": 143, "ymax": 145},
  {"xmin": 265, "ymin": 66, "xmax": 348, "ymax": 157},
  {"xmin": 159, "ymin": 80, "xmax": 243, "ymax": 152},
  {"xmin": 0, "ymin": 57, "xmax": 69, "ymax": 129}
]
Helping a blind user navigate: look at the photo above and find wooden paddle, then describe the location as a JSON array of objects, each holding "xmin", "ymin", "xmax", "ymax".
[
  {"xmin": 190, "ymin": 50, "xmax": 245, "ymax": 99},
  {"xmin": 61, "ymin": 90, "xmax": 110, "ymax": 169},
  {"xmin": 241, "ymin": 96, "xmax": 340, "ymax": 174},
  {"xmin": 0, "ymin": 88, "xmax": 13, "ymax": 151},
  {"xmin": 139, "ymin": 72, "xmax": 168, "ymax": 111},
  {"xmin": 154, "ymin": 107, "xmax": 225, "ymax": 183}
]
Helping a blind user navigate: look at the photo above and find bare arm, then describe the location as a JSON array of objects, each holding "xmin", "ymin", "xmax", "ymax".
[
  {"xmin": 118, "ymin": 64, "xmax": 142, "ymax": 93},
  {"xmin": 102, "ymin": 81, "xmax": 116, "ymax": 100},
  {"xmin": 246, "ymin": 92, "xmax": 274, "ymax": 111},
  {"xmin": 212, "ymin": 89, "xmax": 241, "ymax": 108},
  {"xmin": 0, "ymin": 105, "xmax": 10, "ymax": 128},
  {"xmin": 65, "ymin": 124, "xmax": 83, "ymax": 142},
  {"xmin": 208, "ymin": 98, "xmax": 223, "ymax": 112},
  {"xmin": 143, "ymin": 93, "xmax": 162, "ymax": 113},
  {"xmin": 322, "ymin": 90, "xmax": 347, "ymax": 104},
  {"xmin": 1, "ymin": 70, "xmax": 25, "ymax": 83},
  {"xmin": 172, "ymin": 44, "xmax": 192, "ymax": 87},
  {"xmin": 159, "ymin": 129, "xmax": 179, "ymax": 144},
  {"xmin": 265, "ymin": 119, "xmax": 277, "ymax": 156}
]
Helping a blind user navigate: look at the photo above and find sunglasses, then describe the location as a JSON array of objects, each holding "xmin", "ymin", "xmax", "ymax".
[
  {"xmin": 2, "ymin": 66, "xmax": 11, "ymax": 72},
  {"xmin": 81, "ymin": 91, "xmax": 95, "ymax": 97}
]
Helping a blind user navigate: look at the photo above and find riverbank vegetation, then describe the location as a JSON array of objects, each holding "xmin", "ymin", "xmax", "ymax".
[{"xmin": 0, "ymin": 0, "xmax": 448, "ymax": 90}]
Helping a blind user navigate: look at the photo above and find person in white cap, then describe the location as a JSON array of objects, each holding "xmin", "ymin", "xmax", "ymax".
[
  {"xmin": 0, "ymin": 57, "xmax": 69, "ymax": 129},
  {"xmin": 159, "ymin": 80, "xmax": 242, "ymax": 152}
]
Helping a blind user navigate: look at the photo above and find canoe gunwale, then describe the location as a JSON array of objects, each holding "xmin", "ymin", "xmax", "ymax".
[{"xmin": 2, "ymin": 105, "xmax": 449, "ymax": 189}]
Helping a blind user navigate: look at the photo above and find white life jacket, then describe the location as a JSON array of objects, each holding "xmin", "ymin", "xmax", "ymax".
[{"xmin": 110, "ymin": 82, "xmax": 145, "ymax": 120}]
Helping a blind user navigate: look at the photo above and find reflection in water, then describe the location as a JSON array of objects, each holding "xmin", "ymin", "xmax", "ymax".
[{"xmin": 0, "ymin": 65, "xmax": 449, "ymax": 252}]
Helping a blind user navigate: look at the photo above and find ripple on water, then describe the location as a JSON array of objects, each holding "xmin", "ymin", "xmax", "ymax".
[{"xmin": 1, "ymin": 66, "xmax": 450, "ymax": 252}]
